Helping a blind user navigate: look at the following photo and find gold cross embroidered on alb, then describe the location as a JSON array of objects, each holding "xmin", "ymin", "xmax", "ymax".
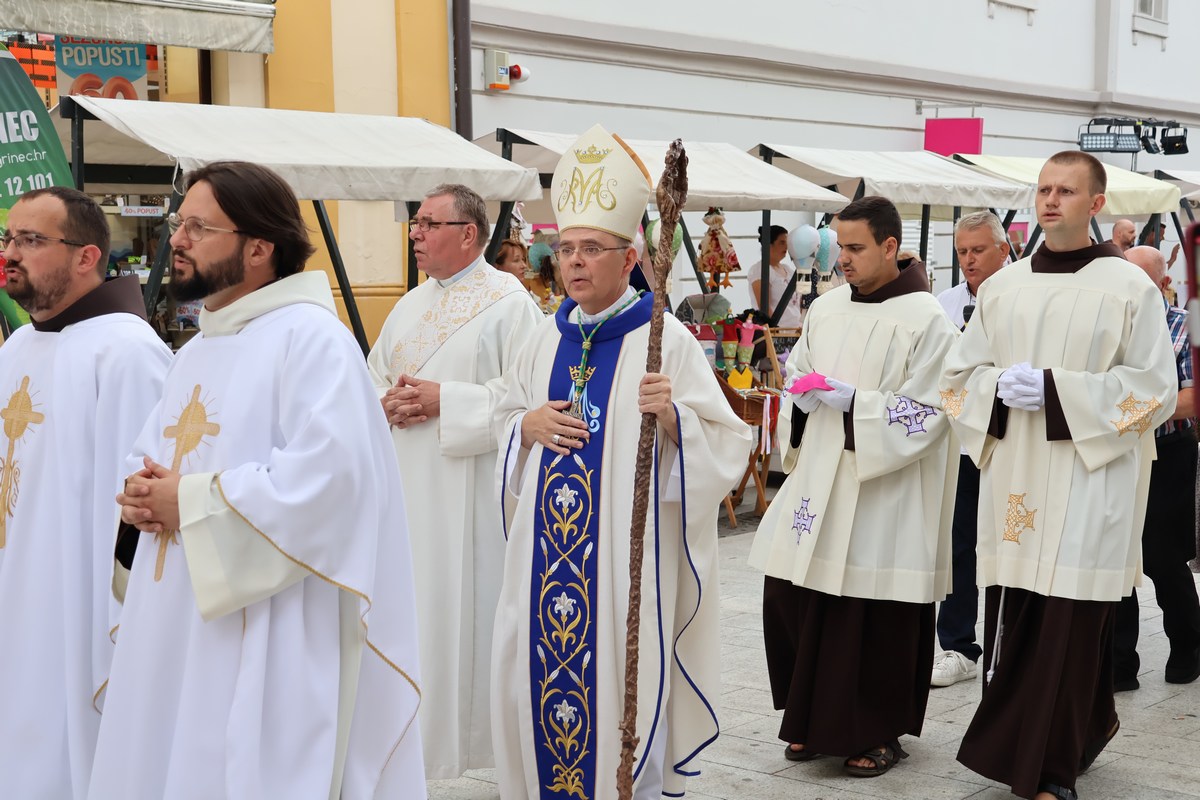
[
  {"xmin": 1111, "ymin": 393, "xmax": 1161, "ymax": 437},
  {"xmin": 157, "ymin": 385, "xmax": 220, "ymax": 581},
  {"xmin": 939, "ymin": 388, "xmax": 967, "ymax": 418},
  {"xmin": 0, "ymin": 376, "xmax": 43, "ymax": 548},
  {"xmin": 1003, "ymin": 493, "xmax": 1037, "ymax": 544}
]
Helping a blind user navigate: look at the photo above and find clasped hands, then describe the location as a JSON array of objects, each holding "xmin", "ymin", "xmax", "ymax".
[
  {"xmin": 997, "ymin": 362, "xmax": 1045, "ymax": 411},
  {"xmin": 117, "ymin": 455, "xmax": 182, "ymax": 534},
  {"xmin": 785, "ymin": 372, "xmax": 855, "ymax": 414},
  {"xmin": 521, "ymin": 373, "xmax": 677, "ymax": 456},
  {"xmin": 382, "ymin": 374, "xmax": 441, "ymax": 429}
]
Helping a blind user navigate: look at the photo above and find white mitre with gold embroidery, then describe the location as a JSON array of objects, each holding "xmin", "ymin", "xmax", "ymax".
[{"xmin": 551, "ymin": 124, "xmax": 652, "ymax": 241}]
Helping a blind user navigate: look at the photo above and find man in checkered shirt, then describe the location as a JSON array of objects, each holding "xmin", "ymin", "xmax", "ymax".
[{"xmin": 1114, "ymin": 245, "xmax": 1200, "ymax": 690}]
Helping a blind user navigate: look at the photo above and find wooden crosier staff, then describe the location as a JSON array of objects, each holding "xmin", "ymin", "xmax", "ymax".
[{"xmin": 616, "ymin": 139, "xmax": 688, "ymax": 799}]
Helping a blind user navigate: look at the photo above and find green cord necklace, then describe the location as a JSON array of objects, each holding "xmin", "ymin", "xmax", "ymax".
[{"xmin": 568, "ymin": 290, "xmax": 643, "ymax": 419}]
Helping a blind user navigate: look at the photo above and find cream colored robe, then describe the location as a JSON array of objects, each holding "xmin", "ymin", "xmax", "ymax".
[
  {"xmin": 0, "ymin": 306, "xmax": 170, "ymax": 800},
  {"xmin": 940, "ymin": 255, "xmax": 1178, "ymax": 601},
  {"xmin": 89, "ymin": 272, "xmax": 424, "ymax": 800},
  {"xmin": 491, "ymin": 298, "xmax": 752, "ymax": 799},
  {"xmin": 749, "ymin": 282, "xmax": 959, "ymax": 603},
  {"xmin": 367, "ymin": 255, "xmax": 540, "ymax": 778}
]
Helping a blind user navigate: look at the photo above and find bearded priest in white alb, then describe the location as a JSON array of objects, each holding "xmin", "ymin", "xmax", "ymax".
[
  {"xmin": 0, "ymin": 188, "xmax": 171, "ymax": 800},
  {"xmin": 490, "ymin": 125, "xmax": 752, "ymax": 800},
  {"xmin": 94, "ymin": 162, "xmax": 424, "ymax": 800},
  {"xmin": 749, "ymin": 196, "xmax": 958, "ymax": 779},
  {"xmin": 368, "ymin": 183, "xmax": 540, "ymax": 778},
  {"xmin": 943, "ymin": 152, "xmax": 1177, "ymax": 800}
]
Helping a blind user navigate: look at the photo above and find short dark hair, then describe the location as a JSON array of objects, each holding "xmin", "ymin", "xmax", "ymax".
[
  {"xmin": 183, "ymin": 161, "xmax": 316, "ymax": 278},
  {"xmin": 836, "ymin": 195, "xmax": 902, "ymax": 247},
  {"xmin": 426, "ymin": 183, "xmax": 490, "ymax": 247},
  {"xmin": 759, "ymin": 224, "xmax": 788, "ymax": 244},
  {"xmin": 19, "ymin": 186, "xmax": 111, "ymax": 275},
  {"xmin": 1047, "ymin": 150, "xmax": 1107, "ymax": 195}
]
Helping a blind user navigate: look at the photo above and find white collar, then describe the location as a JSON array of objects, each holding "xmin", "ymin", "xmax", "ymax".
[
  {"xmin": 573, "ymin": 285, "xmax": 639, "ymax": 325},
  {"xmin": 436, "ymin": 252, "xmax": 486, "ymax": 288}
]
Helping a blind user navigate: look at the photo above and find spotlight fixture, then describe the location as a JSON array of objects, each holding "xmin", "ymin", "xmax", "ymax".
[
  {"xmin": 1140, "ymin": 125, "xmax": 1162, "ymax": 154},
  {"xmin": 1077, "ymin": 118, "xmax": 1141, "ymax": 153},
  {"xmin": 1078, "ymin": 116, "xmax": 1189, "ymax": 156},
  {"xmin": 1161, "ymin": 126, "xmax": 1189, "ymax": 155}
]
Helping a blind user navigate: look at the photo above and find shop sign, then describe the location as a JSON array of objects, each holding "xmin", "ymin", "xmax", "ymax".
[
  {"xmin": 55, "ymin": 36, "xmax": 148, "ymax": 101},
  {"xmin": 121, "ymin": 205, "xmax": 165, "ymax": 218}
]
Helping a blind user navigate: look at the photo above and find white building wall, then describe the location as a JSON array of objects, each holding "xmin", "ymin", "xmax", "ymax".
[{"xmin": 470, "ymin": 0, "xmax": 1200, "ymax": 305}]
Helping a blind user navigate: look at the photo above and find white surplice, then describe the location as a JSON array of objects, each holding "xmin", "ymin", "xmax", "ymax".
[
  {"xmin": 367, "ymin": 255, "xmax": 541, "ymax": 778},
  {"xmin": 941, "ymin": 253, "xmax": 1178, "ymax": 601},
  {"xmin": 490, "ymin": 294, "xmax": 752, "ymax": 799},
  {"xmin": 749, "ymin": 281, "xmax": 960, "ymax": 603},
  {"xmin": 0, "ymin": 293, "xmax": 170, "ymax": 800},
  {"xmin": 88, "ymin": 272, "xmax": 424, "ymax": 800}
]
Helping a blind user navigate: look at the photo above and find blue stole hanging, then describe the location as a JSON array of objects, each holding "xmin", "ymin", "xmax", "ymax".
[{"xmin": 530, "ymin": 293, "xmax": 654, "ymax": 800}]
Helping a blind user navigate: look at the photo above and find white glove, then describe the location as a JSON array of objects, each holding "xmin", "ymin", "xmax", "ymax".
[
  {"xmin": 997, "ymin": 362, "xmax": 1045, "ymax": 411},
  {"xmin": 815, "ymin": 377, "xmax": 855, "ymax": 413},
  {"xmin": 790, "ymin": 390, "xmax": 822, "ymax": 414}
]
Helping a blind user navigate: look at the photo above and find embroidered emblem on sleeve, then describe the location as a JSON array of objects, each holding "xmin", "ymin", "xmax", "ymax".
[
  {"xmin": 792, "ymin": 498, "xmax": 816, "ymax": 542},
  {"xmin": 1003, "ymin": 493, "xmax": 1037, "ymax": 544},
  {"xmin": 939, "ymin": 388, "xmax": 967, "ymax": 418},
  {"xmin": 1111, "ymin": 393, "xmax": 1161, "ymax": 437},
  {"xmin": 887, "ymin": 396, "xmax": 938, "ymax": 435}
]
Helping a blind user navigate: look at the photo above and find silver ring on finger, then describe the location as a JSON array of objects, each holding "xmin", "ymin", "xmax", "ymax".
[{"xmin": 552, "ymin": 434, "xmax": 561, "ymax": 445}]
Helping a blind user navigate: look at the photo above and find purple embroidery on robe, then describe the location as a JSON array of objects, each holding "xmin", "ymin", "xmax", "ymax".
[
  {"xmin": 888, "ymin": 396, "xmax": 937, "ymax": 435},
  {"xmin": 793, "ymin": 498, "xmax": 816, "ymax": 542}
]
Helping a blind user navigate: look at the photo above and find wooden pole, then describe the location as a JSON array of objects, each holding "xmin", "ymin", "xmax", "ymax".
[{"xmin": 615, "ymin": 140, "xmax": 688, "ymax": 799}]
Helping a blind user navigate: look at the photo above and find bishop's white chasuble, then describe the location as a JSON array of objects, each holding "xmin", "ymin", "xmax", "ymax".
[
  {"xmin": 88, "ymin": 272, "xmax": 425, "ymax": 800},
  {"xmin": 490, "ymin": 294, "xmax": 752, "ymax": 800}
]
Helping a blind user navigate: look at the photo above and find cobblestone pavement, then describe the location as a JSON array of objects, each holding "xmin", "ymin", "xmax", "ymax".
[{"xmin": 429, "ymin": 494, "xmax": 1200, "ymax": 799}]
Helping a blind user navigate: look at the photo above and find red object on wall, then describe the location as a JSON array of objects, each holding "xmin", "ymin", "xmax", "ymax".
[{"xmin": 924, "ymin": 117, "xmax": 984, "ymax": 156}]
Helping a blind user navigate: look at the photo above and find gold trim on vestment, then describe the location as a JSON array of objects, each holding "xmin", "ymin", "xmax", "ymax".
[{"xmin": 213, "ymin": 474, "xmax": 421, "ymax": 778}]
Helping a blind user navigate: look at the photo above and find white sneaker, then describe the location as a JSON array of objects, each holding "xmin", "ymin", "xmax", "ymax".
[{"xmin": 931, "ymin": 650, "xmax": 977, "ymax": 687}]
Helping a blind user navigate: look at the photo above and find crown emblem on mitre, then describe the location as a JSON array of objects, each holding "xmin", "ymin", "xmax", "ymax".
[
  {"xmin": 552, "ymin": 124, "xmax": 652, "ymax": 241},
  {"xmin": 573, "ymin": 144, "xmax": 611, "ymax": 164}
]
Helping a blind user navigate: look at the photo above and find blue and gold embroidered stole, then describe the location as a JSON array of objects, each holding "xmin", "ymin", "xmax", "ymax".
[{"xmin": 530, "ymin": 294, "xmax": 654, "ymax": 800}]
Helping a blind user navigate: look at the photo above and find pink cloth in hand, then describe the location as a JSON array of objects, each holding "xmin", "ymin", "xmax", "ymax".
[{"xmin": 785, "ymin": 373, "xmax": 834, "ymax": 394}]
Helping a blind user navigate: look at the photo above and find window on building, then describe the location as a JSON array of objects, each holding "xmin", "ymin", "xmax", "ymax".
[{"xmin": 1136, "ymin": 0, "xmax": 1167, "ymax": 21}]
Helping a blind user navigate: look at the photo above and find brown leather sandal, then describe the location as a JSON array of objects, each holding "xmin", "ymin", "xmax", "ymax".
[
  {"xmin": 1037, "ymin": 782, "xmax": 1078, "ymax": 800},
  {"xmin": 843, "ymin": 739, "xmax": 908, "ymax": 777}
]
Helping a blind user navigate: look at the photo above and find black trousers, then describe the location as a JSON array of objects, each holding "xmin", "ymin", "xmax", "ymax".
[
  {"xmin": 936, "ymin": 455, "xmax": 982, "ymax": 662},
  {"xmin": 1114, "ymin": 430, "xmax": 1200, "ymax": 678}
]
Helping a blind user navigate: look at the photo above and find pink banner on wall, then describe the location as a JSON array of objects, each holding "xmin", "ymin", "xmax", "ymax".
[{"xmin": 924, "ymin": 118, "xmax": 984, "ymax": 156}]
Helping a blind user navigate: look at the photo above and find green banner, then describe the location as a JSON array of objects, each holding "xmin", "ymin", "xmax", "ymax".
[{"xmin": 0, "ymin": 44, "xmax": 75, "ymax": 331}]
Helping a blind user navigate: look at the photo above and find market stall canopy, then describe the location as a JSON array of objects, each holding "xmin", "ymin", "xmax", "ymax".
[
  {"xmin": 956, "ymin": 153, "xmax": 1181, "ymax": 217},
  {"xmin": 56, "ymin": 96, "xmax": 542, "ymax": 202},
  {"xmin": 0, "ymin": 0, "xmax": 276, "ymax": 54},
  {"xmin": 478, "ymin": 128, "xmax": 850, "ymax": 213},
  {"xmin": 758, "ymin": 145, "xmax": 1034, "ymax": 217},
  {"xmin": 1154, "ymin": 169, "xmax": 1200, "ymax": 207}
]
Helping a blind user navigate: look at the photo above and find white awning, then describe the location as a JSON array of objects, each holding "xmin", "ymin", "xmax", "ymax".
[
  {"xmin": 477, "ymin": 128, "xmax": 850, "ymax": 213},
  {"xmin": 758, "ymin": 145, "xmax": 1035, "ymax": 217},
  {"xmin": 0, "ymin": 0, "xmax": 275, "ymax": 54},
  {"xmin": 55, "ymin": 96, "xmax": 543, "ymax": 202},
  {"xmin": 1153, "ymin": 169, "xmax": 1200, "ymax": 206},
  {"xmin": 956, "ymin": 154, "xmax": 1182, "ymax": 217}
]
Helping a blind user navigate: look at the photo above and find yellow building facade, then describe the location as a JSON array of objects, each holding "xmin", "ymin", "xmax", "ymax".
[{"xmin": 196, "ymin": 0, "xmax": 452, "ymax": 340}]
